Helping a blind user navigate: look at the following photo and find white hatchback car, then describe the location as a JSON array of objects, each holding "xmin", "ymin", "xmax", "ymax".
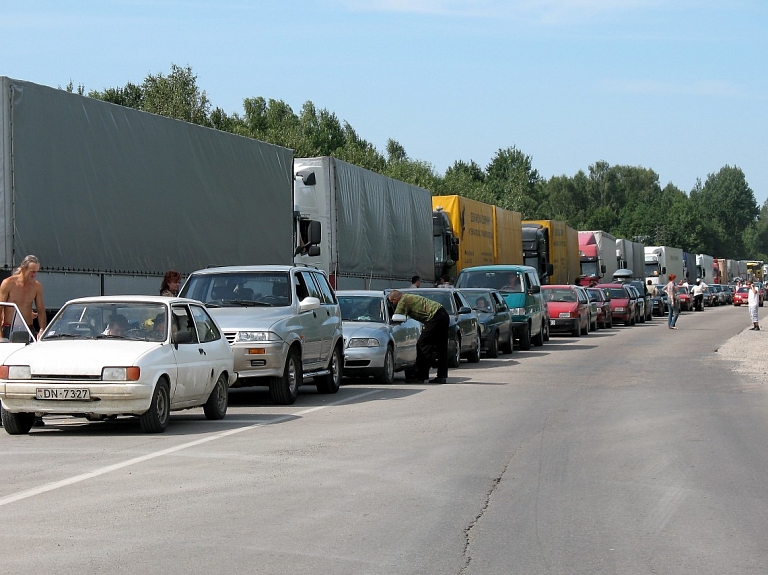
[{"xmin": 0, "ymin": 296, "xmax": 236, "ymax": 434}]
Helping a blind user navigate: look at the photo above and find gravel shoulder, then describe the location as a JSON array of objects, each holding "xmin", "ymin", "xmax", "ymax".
[{"xmin": 717, "ymin": 315, "xmax": 768, "ymax": 381}]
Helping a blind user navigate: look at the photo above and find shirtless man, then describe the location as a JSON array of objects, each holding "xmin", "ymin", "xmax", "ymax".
[{"xmin": 0, "ymin": 255, "xmax": 46, "ymax": 337}]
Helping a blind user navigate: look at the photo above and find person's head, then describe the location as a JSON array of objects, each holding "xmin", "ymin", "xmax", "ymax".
[
  {"xmin": 668, "ymin": 274, "xmax": 677, "ymax": 282},
  {"xmin": 411, "ymin": 275, "xmax": 421, "ymax": 287},
  {"xmin": 160, "ymin": 270, "xmax": 182, "ymax": 294},
  {"xmin": 476, "ymin": 297, "xmax": 488, "ymax": 309},
  {"xmin": 387, "ymin": 290, "xmax": 403, "ymax": 306},
  {"xmin": 152, "ymin": 312, "xmax": 167, "ymax": 334},
  {"xmin": 16, "ymin": 255, "xmax": 40, "ymax": 282},
  {"xmin": 440, "ymin": 275, "xmax": 449, "ymax": 285},
  {"xmin": 106, "ymin": 314, "xmax": 128, "ymax": 336},
  {"xmin": 647, "ymin": 280, "xmax": 652, "ymax": 286}
]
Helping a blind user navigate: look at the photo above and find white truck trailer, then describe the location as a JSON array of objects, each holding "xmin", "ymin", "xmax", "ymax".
[
  {"xmin": 616, "ymin": 238, "xmax": 645, "ymax": 280},
  {"xmin": 0, "ymin": 77, "xmax": 300, "ymax": 315},
  {"xmin": 645, "ymin": 246, "xmax": 685, "ymax": 286}
]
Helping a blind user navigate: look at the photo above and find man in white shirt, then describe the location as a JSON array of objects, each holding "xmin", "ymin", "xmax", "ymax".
[{"xmin": 691, "ymin": 279, "xmax": 707, "ymax": 311}]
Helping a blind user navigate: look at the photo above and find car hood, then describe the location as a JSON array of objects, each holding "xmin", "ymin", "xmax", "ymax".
[
  {"xmin": 342, "ymin": 322, "xmax": 390, "ymax": 339},
  {"xmin": 3, "ymin": 340, "xmax": 160, "ymax": 376},
  {"xmin": 205, "ymin": 306, "xmax": 295, "ymax": 330},
  {"xmin": 546, "ymin": 302, "xmax": 578, "ymax": 313}
]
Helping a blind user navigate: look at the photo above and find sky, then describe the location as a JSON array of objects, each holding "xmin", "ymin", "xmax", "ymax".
[{"xmin": 3, "ymin": 0, "xmax": 767, "ymax": 204}]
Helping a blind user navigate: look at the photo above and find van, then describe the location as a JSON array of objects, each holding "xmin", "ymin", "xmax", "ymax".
[{"xmin": 454, "ymin": 265, "xmax": 548, "ymax": 350}]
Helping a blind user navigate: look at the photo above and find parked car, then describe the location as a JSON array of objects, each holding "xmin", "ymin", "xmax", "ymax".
[
  {"xmin": 458, "ymin": 288, "xmax": 513, "ymax": 357},
  {"xmin": 650, "ymin": 286, "xmax": 666, "ymax": 316},
  {"xmin": 0, "ymin": 296, "xmax": 236, "ymax": 434},
  {"xmin": 180, "ymin": 265, "xmax": 344, "ymax": 405},
  {"xmin": 677, "ymin": 285, "xmax": 692, "ymax": 311},
  {"xmin": 733, "ymin": 286, "xmax": 749, "ymax": 306},
  {"xmin": 455, "ymin": 265, "xmax": 549, "ymax": 351},
  {"xmin": 399, "ymin": 288, "xmax": 480, "ymax": 367},
  {"xmin": 597, "ymin": 283, "xmax": 636, "ymax": 326},
  {"xmin": 586, "ymin": 287, "xmax": 612, "ymax": 328},
  {"xmin": 625, "ymin": 284, "xmax": 645, "ymax": 323},
  {"xmin": 541, "ymin": 285, "xmax": 590, "ymax": 337},
  {"xmin": 628, "ymin": 280, "xmax": 653, "ymax": 322},
  {"xmin": 337, "ymin": 290, "xmax": 421, "ymax": 384}
]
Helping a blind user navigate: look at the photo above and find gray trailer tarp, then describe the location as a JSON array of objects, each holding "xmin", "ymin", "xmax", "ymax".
[{"xmin": 0, "ymin": 77, "xmax": 294, "ymax": 274}]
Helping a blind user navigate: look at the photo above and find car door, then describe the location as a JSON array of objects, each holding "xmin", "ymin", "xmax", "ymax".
[
  {"xmin": 386, "ymin": 299, "xmax": 420, "ymax": 368},
  {"xmin": 189, "ymin": 304, "xmax": 228, "ymax": 401},
  {"xmin": 491, "ymin": 292, "xmax": 512, "ymax": 341},
  {"xmin": 452, "ymin": 290, "xmax": 476, "ymax": 354},
  {"xmin": 170, "ymin": 304, "xmax": 209, "ymax": 403},
  {"xmin": 294, "ymin": 271, "xmax": 322, "ymax": 367},
  {"xmin": 309, "ymin": 271, "xmax": 342, "ymax": 367}
]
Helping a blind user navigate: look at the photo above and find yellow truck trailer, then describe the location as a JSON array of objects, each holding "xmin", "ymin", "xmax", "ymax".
[
  {"xmin": 522, "ymin": 219, "xmax": 580, "ymax": 284},
  {"xmin": 432, "ymin": 196, "xmax": 496, "ymax": 280},
  {"xmin": 493, "ymin": 206, "xmax": 523, "ymax": 265}
]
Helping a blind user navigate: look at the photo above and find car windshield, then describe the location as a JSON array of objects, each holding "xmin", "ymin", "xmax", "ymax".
[
  {"xmin": 414, "ymin": 291, "xmax": 454, "ymax": 311},
  {"xmin": 543, "ymin": 289, "xmax": 577, "ymax": 302},
  {"xmin": 339, "ymin": 296, "xmax": 384, "ymax": 323},
  {"xmin": 456, "ymin": 270, "xmax": 525, "ymax": 293},
  {"xmin": 604, "ymin": 288, "xmax": 627, "ymax": 299},
  {"xmin": 586, "ymin": 289, "xmax": 602, "ymax": 302},
  {"xmin": 458, "ymin": 290, "xmax": 493, "ymax": 311},
  {"xmin": 181, "ymin": 272, "xmax": 292, "ymax": 307},
  {"xmin": 44, "ymin": 302, "xmax": 169, "ymax": 342}
]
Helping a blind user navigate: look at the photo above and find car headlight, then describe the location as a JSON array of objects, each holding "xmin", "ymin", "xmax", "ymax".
[
  {"xmin": 511, "ymin": 307, "xmax": 526, "ymax": 315},
  {"xmin": 347, "ymin": 338, "xmax": 380, "ymax": 348},
  {"xmin": 0, "ymin": 365, "xmax": 31, "ymax": 379},
  {"xmin": 236, "ymin": 331, "xmax": 280, "ymax": 343},
  {"xmin": 102, "ymin": 367, "xmax": 141, "ymax": 381}
]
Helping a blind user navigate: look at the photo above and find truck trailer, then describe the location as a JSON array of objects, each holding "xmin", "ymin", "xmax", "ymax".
[
  {"xmin": 616, "ymin": 238, "xmax": 645, "ymax": 280},
  {"xmin": 294, "ymin": 157, "xmax": 443, "ymax": 289},
  {"xmin": 645, "ymin": 246, "xmax": 684, "ymax": 286},
  {"xmin": 522, "ymin": 220, "xmax": 579, "ymax": 285},
  {"xmin": 695, "ymin": 254, "xmax": 715, "ymax": 283},
  {"xmin": 0, "ymin": 77, "xmax": 299, "ymax": 314},
  {"xmin": 577, "ymin": 230, "xmax": 617, "ymax": 286}
]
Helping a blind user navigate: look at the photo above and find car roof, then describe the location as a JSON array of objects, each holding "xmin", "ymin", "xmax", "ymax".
[
  {"xmin": 189, "ymin": 265, "xmax": 318, "ymax": 275},
  {"xmin": 63, "ymin": 295, "xmax": 198, "ymax": 305},
  {"xmin": 459, "ymin": 265, "xmax": 538, "ymax": 273},
  {"xmin": 335, "ymin": 290, "xmax": 386, "ymax": 297}
]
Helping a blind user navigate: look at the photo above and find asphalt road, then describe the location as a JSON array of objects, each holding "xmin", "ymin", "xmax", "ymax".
[{"xmin": 0, "ymin": 305, "xmax": 765, "ymax": 575}]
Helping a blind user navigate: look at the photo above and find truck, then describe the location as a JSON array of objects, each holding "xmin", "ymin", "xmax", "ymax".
[
  {"xmin": 293, "ymin": 157, "xmax": 448, "ymax": 289},
  {"xmin": 746, "ymin": 261, "xmax": 764, "ymax": 282},
  {"xmin": 683, "ymin": 252, "xmax": 698, "ymax": 284},
  {"xmin": 0, "ymin": 77, "xmax": 306, "ymax": 317},
  {"xmin": 695, "ymin": 254, "xmax": 715, "ymax": 283},
  {"xmin": 521, "ymin": 220, "xmax": 579, "ymax": 284},
  {"xmin": 615, "ymin": 238, "xmax": 645, "ymax": 279},
  {"xmin": 577, "ymin": 230, "xmax": 617, "ymax": 286},
  {"xmin": 431, "ymin": 195, "xmax": 522, "ymax": 283},
  {"xmin": 644, "ymin": 246, "xmax": 684, "ymax": 286}
]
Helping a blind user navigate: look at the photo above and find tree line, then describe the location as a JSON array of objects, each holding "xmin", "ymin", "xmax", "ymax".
[{"xmin": 69, "ymin": 64, "xmax": 768, "ymax": 261}]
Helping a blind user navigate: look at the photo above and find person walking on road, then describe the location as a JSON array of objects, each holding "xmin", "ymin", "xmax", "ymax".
[
  {"xmin": 387, "ymin": 289, "xmax": 449, "ymax": 384},
  {"xmin": 664, "ymin": 273, "xmax": 680, "ymax": 329},
  {"xmin": 747, "ymin": 280, "xmax": 760, "ymax": 331}
]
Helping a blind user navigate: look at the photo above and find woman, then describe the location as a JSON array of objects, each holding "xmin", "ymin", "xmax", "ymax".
[
  {"xmin": 160, "ymin": 270, "xmax": 182, "ymax": 297},
  {"xmin": 747, "ymin": 281, "xmax": 760, "ymax": 331},
  {"xmin": 664, "ymin": 273, "xmax": 680, "ymax": 329}
]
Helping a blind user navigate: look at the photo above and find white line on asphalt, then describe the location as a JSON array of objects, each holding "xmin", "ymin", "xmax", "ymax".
[{"xmin": 0, "ymin": 389, "xmax": 381, "ymax": 507}]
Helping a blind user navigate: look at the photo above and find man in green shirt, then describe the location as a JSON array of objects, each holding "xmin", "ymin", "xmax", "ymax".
[{"xmin": 387, "ymin": 290, "xmax": 450, "ymax": 384}]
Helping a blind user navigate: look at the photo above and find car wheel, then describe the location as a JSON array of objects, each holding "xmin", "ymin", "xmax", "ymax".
[
  {"xmin": 591, "ymin": 315, "xmax": 598, "ymax": 331},
  {"xmin": 572, "ymin": 320, "xmax": 581, "ymax": 337},
  {"xmin": 140, "ymin": 378, "xmax": 170, "ymax": 433},
  {"xmin": 487, "ymin": 332, "xmax": 499, "ymax": 358},
  {"xmin": 375, "ymin": 346, "xmax": 395, "ymax": 385},
  {"xmin": 448, "ymin": 334, "xmax": 461, "ymax": 368},
  {"xmin": 467, "ymin": 331, "xmax": 481, "ymax": 363},
  {"xmin": 203, "ymin": 373, "xmax": 229, "ymax": 420},
  {"xmin": 1, "ymin": 407, "xmax": 34, "ymax": 435},
  {"xmin": 501, "ymin": 329, "xmax": 513, "ymax": 354},
  {"xmin": 543, "ymin": 320, "xmax": 550, "ymax": 341},
  {"xmin": 532, "ymin": 321, "xmax": 545, "ymax": 346},
  {"xmin": 519, "ymin": 324, "xmax": 532, "ymax": 350},
  {"xmin": 270, "ymin": 349, "xmax": 301, "ymax": 405},
  {"xmin": 316, "ymin": 344, "xmax": 342, "ymax": 394}
]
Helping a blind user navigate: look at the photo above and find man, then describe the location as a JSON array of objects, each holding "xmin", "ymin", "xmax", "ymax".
[
  {"xmin": 664, "ymin": 273, "xmax": 680, "ymax": 329},
  {"xmin": 0, "ymin": 255, "xmax": 46, "ymax": 337},
  {"xmin": 747, "ymin": 281, "xmax": 760, "ymax": 331},
  {"xmin": 691, "ymin": 278, "xmax": 707, "ymax": 312},
  {"xmin": 410, "ymin": 275, "xmax": 422, "ymax": 288},
  {"xmin": 387, "ymin": 289, "xmax": 449, "ymax": 384}
]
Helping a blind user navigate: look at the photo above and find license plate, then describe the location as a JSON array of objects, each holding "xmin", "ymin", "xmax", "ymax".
[
  {"xmin": 36, "ymin": 388, "xmax": 90, "ymax": 400},
  {"xmin": 550, "ymin": 320, "xmax": 556, "ymax": 325}
]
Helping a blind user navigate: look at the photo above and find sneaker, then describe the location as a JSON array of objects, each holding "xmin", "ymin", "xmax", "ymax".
[{"xmin": 429, "ymin": 377, "xmax": 447, "ymax": 384}]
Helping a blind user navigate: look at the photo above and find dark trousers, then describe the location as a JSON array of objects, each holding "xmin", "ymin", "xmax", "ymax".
[{"xmin": 416, "ymin": 308, "xmax": 450, "ymax": 380}]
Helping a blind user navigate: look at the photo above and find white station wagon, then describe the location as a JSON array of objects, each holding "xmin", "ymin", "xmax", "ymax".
[{"xmin": 0, "ymin": 296, "xmax": 236, "ymax": 434}]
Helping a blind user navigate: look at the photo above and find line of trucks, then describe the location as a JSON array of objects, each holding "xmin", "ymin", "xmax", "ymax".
[{"xmin": 0, "ymin": 76, "xmax": 760, "ymax": 320}]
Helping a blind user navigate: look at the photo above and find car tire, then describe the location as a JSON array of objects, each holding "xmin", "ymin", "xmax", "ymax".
[
  {"xmin": 519, "ymin": 324, "xmax": 532, "ymax": 350},
  {"xmin": 316, "ymin": 344, "xmax": 342, "ymax": 394},
  {"xmin": 501, "ymin": 330, "xmax": 513, "ymax": 354},
  {"xmin": 448, "ymin": 334, "xmax": 461, "ymax": 367},
  {"xmin": 140, "ymin": 378, "xmax": 170, "ymax": 433},
  {"xmin": 466, "ymin": 331, "xmax": 481, "ymax": 363},
  {"xmin": 532, "ymin": 321, "xmax": 545, "ymax": 346},
  {"xmin": 203, "ymin": 373, "xmax": 228, "ymax": 420},
  {"xmin": 1, "ymin": 407, "xmax": 34, "ymax": 435},
  {"xmin": 375, "ymin": 346, "xmax": 395, "ymax": 385},
  {"xmin": 591, "ymin": 314, "xmax": 598, "ymax": 331},
  {"xmin": 271, "ymin": 349, "xmax": 301, "ymax": 405},
  {"xmin": 572, "ymin": 321, "xmax": 581, "ymax": 337},
  {"xmin": 487, "ymin": 332, "xmax": 499, "ymax": 358},
  {"xmin": 543, "ymin": 320, "xmax": 550, "ymax": 341}
]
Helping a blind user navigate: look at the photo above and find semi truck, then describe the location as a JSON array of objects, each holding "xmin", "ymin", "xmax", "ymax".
[
  {"xmin": 615, "ymin": 238, "xmax": 645, "ymax": 279},
  {"xmin": 0, "ymin": 76, "xmax": 306, "ymax": 316},
  {"xmin": 294, "ymin": 157, "xmax": 451, "ymax": 289},
  {"xmin": 695, "ymin": 254, "xmax": 715, "ymax": 283},
  {"xmin": 431, "ymin": 195, "xmax": 522, "ymax": 283},
  {"xmin": 577, "ymin": 230, "xmax": 617, "ymax": 286},
  {"xmin": 521, "ymin": 220, "xmax": 579, "ymax": 285},
  {"xmin": 644, "ymin": 246, "xmax": 684, "ymax": 286}
]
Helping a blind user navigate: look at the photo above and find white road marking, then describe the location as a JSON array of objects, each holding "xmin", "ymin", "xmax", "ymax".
[{"xmin": 0, "ymin": 390, "xmax": 381, "ymax": 507}]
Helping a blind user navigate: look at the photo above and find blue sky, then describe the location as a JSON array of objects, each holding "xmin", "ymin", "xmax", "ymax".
[{"xmin": 3, "ymin": 1, "xmax": 767, "ymax": 204}]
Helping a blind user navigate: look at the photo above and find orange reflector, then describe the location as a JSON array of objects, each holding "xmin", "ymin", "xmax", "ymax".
[
  {"xmin": 0, "ymin": 366, "xmax": 7, "ymax": 379},
  {"xmin": 247, "ymin": 349, "xmax": 265, "ymax": 355},
  {"xmin": 126, "ymin": 367, "xmax": 141, "ymax": 381}
]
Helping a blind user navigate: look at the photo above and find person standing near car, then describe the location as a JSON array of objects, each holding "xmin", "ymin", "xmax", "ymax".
[
  {"xmin": 664, "ymin": 273, "xmax": 680, "ymax": 329},
  {"xmin": 159, "ymin": 270, "xmax": 182, "ymax": 296},
  {"xmin": 387, "ymin": 289, "xmax": 449, "ymax": 384},
  {"xmin": 0, "ymin": 255, "xmax": 47, "ymax": 337},
  {"xmin": 747, "ymin": 280, "xmax": 760, "ymax": 331}
]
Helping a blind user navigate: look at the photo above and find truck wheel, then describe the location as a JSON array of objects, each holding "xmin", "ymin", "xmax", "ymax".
[
  {"xmin": 487, "ymin": 332, "xmax": 499, "ymax": 358},
  {"xmin": 448, "ymin": 334, "xmax": 461, "ymax": 367},
  {"xmin": 203, "ymin": 373, "xmax": 228, "ymax": 420},
  {"xmin": 532, "ymin": 321, "xmax": 545, "ymax": 346},
  {"xmin": 375, "ymin": 346, "xmax": 395, "ymax": 385},
  {"xmin": 140, "ymin": 379, "xmax": 170, "ymax": 433},
  {"xmin": 1, "ymin": 407, "xmax": 34, "ymax": 435},
  {"xmin": 270, "ymin": 349, "xmax": 301, "ymax": 405},
  {"xmin": 466, "ymin": 331, "xmax": 481, "ymax": 363},
  {"xmin": 316, "ymin": 344, "xmax": 342, "ymax": 394},
  {"xmin": 519, "ymin": 325, "xmax": 531, "ymax": 351}
]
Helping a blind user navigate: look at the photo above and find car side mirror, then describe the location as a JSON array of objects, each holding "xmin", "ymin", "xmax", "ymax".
[
  {"xmin": 529, "ymin": 285, "xmax": 541, "ymax": 294},
  {"xmin": 391, "ymin": 314, "xmax": 407, "ymax": 324},
  {"xmin": 458, "ymin": 306, "xmax": 472, "ymax": 315},
  {"xmin": 173, "ymin": 331, "xmax": 194, "ymax": 345},
  {"xmin": 299, "ymin": 297, "xmax": 321, "ymax": 313}
]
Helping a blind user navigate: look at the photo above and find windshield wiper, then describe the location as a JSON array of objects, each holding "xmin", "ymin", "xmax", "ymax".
[
  {"xmin": 95, "ymin": 334, "xmax": 126, "ymax": 340},
  {"xmin": 43, "ymin": 333, "xmax": 86, "ymax": 340}
]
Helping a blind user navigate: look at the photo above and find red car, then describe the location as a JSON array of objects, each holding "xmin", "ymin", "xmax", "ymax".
[
  {"xmin": 586, "ymin": 287, "xmax": 613, "ymax": 329},
  {"xmin": 541, "ymin": 285, "xmax": 590, "ymax": 337},
  {"xmin": 678, "ymin": 286, "xmax": 692, "ymax": 311},
  {"xmin": 596, "ymin": 283, "xmax": 636, "ymax": 326},
  {"xmin": 733, "ymin": 286, "xmax": 750, "ymax": 306}
]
